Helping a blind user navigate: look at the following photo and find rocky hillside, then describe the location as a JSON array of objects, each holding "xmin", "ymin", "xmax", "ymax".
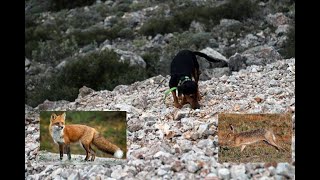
[
  {"xmin": 25, "ymin": 0, "xmax": 295, "ymax": 107},
  {"xmin": 25, "ymin": 58, "xmax": 295, "ymax": 179}
]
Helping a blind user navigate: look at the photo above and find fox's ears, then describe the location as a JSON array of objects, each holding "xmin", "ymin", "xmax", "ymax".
[
  {"xmin": 50, "ymin": 113, "xmax": 57, "ymax": 121},
  {"xmin": 61, "ymin": 112, "xmax": 66, "ymax": 120},
  {"xmin": 50, "ymin": 112, "xmax": 66, "ymax": 121}
]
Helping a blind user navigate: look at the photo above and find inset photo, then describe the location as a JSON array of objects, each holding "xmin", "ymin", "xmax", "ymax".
[
  {"xmin": 218, "ymin": 113, "xmax": 292, "ymax": 163},
  {"xmin": 39, "ymin": 111, "xmax": 127, "ymax": 165}
]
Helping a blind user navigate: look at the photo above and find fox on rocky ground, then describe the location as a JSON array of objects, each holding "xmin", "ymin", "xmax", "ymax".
[{"xmin": 49, "ymin": 112, "xmax": 124, "ymax": 161}]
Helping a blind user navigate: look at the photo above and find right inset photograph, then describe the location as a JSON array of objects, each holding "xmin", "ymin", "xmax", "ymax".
[{"xmin": 218, "ymin": 113, "xmax": 292, "ymax": 163}]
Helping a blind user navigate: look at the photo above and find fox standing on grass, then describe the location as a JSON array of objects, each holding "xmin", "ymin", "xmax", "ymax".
[{"xmin": 49, "ymin": 112, "xmax": 124, "ymax": 161}]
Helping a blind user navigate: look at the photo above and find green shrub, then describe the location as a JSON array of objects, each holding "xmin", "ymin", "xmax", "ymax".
[
  {"xmin": 117, "ymin": 3, "xmax": 131, "ymax": 13},
  {"xmin": 26, "ymin": 78, "xmax": 79, "ymax": 107},
  {"xmin": 50, "ymin": 0, "xmax": 96, "ymax": 11},
  {"xmin": 25, "ymin": 11, "xmax": 127, "ymax": 60},
  {"xmin": 25, "ymin": 39, "xmax": 39, "ymax": 59},
  {"xmin": 108, "ymin": 0, "xmax": 134, "ymax": 13},
  {"xmin": 139, "ymin": 0, "xmax": 258, "ymax": 37},
  {"xmin": 218, "ymin": 0, "xmax": 259, "ymax": 21},
  {"xmin": 26, "ymin": 0, "xmax": 52, "ymax": 14},
  {"xmin": 133, "ymin": 38, "xmax": 148, "ymax": 48},
  {"xmin": 270, "ymin": 0, "xmax": 295, "ymax": 13},
  {"xmin": 172, "ymin": 8, "xmax": 204, "ymax": 30},
  {"xmin": 189, "ymin": 32, "xmax": 211, "ymax": 49},
  {"xmin": 94, "ymin": 3, "xmax": 111, "ymax": 17},
  {"xmin": 26, "ymin": 50, "xmax": 148, "ymax": 107},
  {"xmin": 118, "ymin": 28, "xmax": 135, "ymax": 39},
  {"xmin": 115, "ymin": 11, "xmax": 125, "ymax": 17},
  {"xmin": 67, "ymin": 10, "xmax": 103, "ymax": 29},
  {"xmin": 59, "ymin": 49, "xmax": 147, "ymax": 91},
  {"xmin": 25, "ymin": 12, "xmax": 39, "ymax": 28},
  {"xmin": 223, "ymin": 46, "xmax": 240, "ymax": 58},
  {"xmin": 139, "ymin": 17, "xmax": 176, "ymax": 37},
  {"xmin": 68, "ymin": 22, "xmax": 127, "ymax": 46},
  {"xmin": 165, "ymin": 32, "xmax": 211, "ymax": 52},
  {"xmin": 68, "ymin": 28, "xmax": 107, "ymax": 46},
  {"xmin": 31, "ymin": 37, "xmax": 78, "ymax": 65},
  {"xmin": 25, "ymin": 23, "xmax": 61, "ymax": 42},
  {"xmin": 178, "ymin": 0, "xmax": 259, "ymax": 26},
  {"xmin": 142, "ymin": 52, "xmax": 161, "ymax": 77},
  {"xmin": 129, "ymin": 2, "xmax": 147, "ymax": 11},
  {"xmin": 279, "ymin": 25, "xmax": 295, "ymax": 58},
  {"xmin": 25, "ymin": 21, "xmax": 63, "ymax": 58}
]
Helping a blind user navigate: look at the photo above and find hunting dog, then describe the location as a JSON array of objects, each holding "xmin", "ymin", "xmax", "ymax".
[{"xmin": 169, "ymin": 50, "xmax": 227, "ymax": 109}]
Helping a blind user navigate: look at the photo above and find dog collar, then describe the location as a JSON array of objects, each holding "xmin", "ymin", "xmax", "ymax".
[
  {"xmin": 178, "ymin": 76, "xmax": 192, "ymax": 86},
  {"xmin": 163, "ymin": 76, "xmax": 192, "ymax": 104},
  {"xmin": 163, "ymin": 87, "xmax": 177, "ymax": 103}
]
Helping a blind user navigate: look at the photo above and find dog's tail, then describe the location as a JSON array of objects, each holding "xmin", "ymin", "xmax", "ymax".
[{"xmin": 193, "ymin": 51, "xmax": 227, "ymax": 64}]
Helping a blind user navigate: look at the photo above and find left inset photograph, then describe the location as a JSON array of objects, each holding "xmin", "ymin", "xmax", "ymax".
[{"xmin": 39, "ymin": 111, "xmax": 127, "ymax": 164}]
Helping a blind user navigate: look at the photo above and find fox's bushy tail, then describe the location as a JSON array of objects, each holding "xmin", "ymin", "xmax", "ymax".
[{"xmin": 92, "ymin": 132, "xmax": 124, "ymax": 158}]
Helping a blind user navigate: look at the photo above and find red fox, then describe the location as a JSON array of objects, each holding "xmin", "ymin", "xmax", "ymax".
[{"xmin": 49, "ymin": 112, "xmax": 124, "ymax": 161}]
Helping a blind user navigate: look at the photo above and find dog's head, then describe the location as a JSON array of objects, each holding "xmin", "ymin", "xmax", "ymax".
[{"xmin": 178, "ymin": 81, "xmax": 200, "ymax": 109}]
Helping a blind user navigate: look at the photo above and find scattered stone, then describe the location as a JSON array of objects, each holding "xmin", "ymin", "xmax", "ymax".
[
  {"xmin": 201, "ymin": 67, "xmax": 230, "ymax": 80},
  {"xmin": 219, "ymin": 19, "xmax": 242, "ymax": 28},
  {"xmin": 25, "ymin": 58, "xmax": 31, "ymax": 67},
  {"xmin": 200, "ymin": 47, "xmax": 228, "ymax": 63},
  {"xmin": 78, "ymin": 86, "xmax": 94, "ymax": 98},
  {"xmin": 228, "ymin": 53, "xmax": 247, "ymax": 71},
  {"xmin": 266, "ymin": 13, "xmax": 290, "ymax": 27},
  {"xmin": 157, "ymin": 168, "xmax": 167, "ymax": 176},
  {"xmin": 218, "ymin": 168, "xmax": 231, "ymax": 179},
  {"xmin": 187, "ymin": 161, "xmax": 200, "ymax": 173},
  {"xmin": 128, "ymin": 118, "xmax": 144, "ymax": 132},
  {"xmin": 190, "ymin": 21, "xmax": 205, "ymax": 32},
  {"xmin": 275, "ymin": 25, "xmax": 290, "ymax": 36},
  {"xmin": 171, "ymin": 161, "xmax": 184, "ymax": 172},
  {"xmin": 242, "ymin": 45, "xmax": 282, "ymax": 66},
  {"xmin": 174, "ymin": 110, "xmax": 190, "ymax": 120},
  {"xmin": 230, "ymin": 165, "xmax": 247, "ymax": 179},
  {"xmin": 205, "ymin": 173, "xmax": 219, "ymax": 180},
  {"xmin": 276, "ymin": 163, "xmax": 294, "ymax": 178},
  {"xmin": 101, "ymin": 45, "xmax": 146, "ymax": 68}
]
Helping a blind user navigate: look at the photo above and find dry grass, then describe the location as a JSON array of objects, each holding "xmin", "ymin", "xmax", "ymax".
[{"xmin": 218, "ymin": 113, "xmax": 292, "ymax": 163}]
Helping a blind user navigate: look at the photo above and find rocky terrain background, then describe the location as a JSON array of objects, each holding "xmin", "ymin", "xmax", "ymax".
[
  {"xmin": 26, "ymin": 57, "xmax": 295, "ymax": 179},
  {"xmin": 25, "ymin": 0, "xmax": 295, "ymax": 107},
  {"xmin": 25, "ymin": 0, "xmax": 295, "ymax": 179}
]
